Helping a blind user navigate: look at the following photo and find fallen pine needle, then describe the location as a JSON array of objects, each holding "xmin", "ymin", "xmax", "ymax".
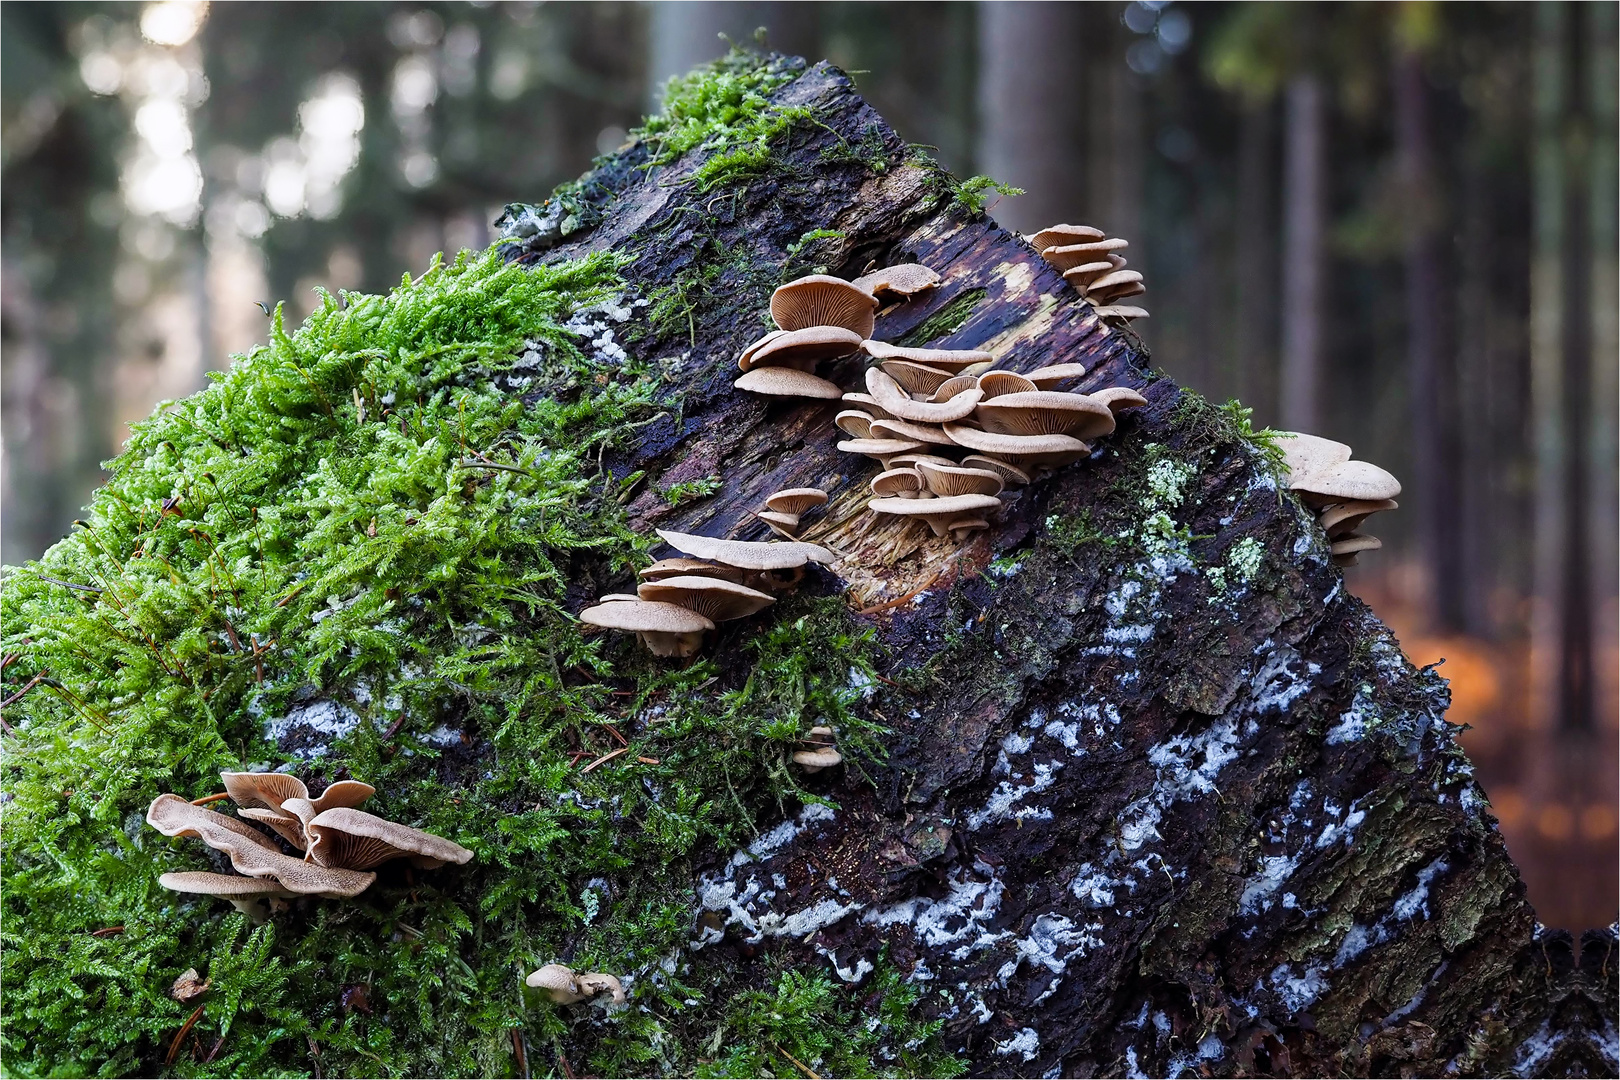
[
  {"xmin": 580, "ymin": 746, "xmax": 630, "ymax": 773},
  {"xmin": 190, "ymin": 792, "xmax": 232, "ymax": 806},
  {"xmin": 637, "ymin": 756, "xmax": 660, "ymax": 765},
  {"xmin": 772, "ymin": 1041, "xmax": 823, "ymax": 1080},
  {"xmin": 166, "ymin": 1004, "xmax": 205, "ymax": 1065}
]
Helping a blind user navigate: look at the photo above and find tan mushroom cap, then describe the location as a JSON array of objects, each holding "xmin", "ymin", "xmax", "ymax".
[
  {"xmin": 638, "ymin": 576, "xmax": 775, "ymax": 622},
  {"xmin": 237, "ymin": 808, "xmax": 309, "ymax": 849},
  {"xmin": 877, "ymin": 359, "xmax": 956, "ymax": 397},
  {"xmin": 146, "ymin": 795, "xmax": 377, "ymax": 896},
  {"xmin": 734, "ymin": 366, "xmax": 844, "ymax": 400},
  {"xmin": 916, "ymin": 461, "xmax": 1004, "ymax": 498},
  {"xmin": 941, "ymin": 423, "xmax": 1092, "ymax": 467},
  {"xmin": 579, "ymin": 599, "xmax": 714, "ymax": 658},
  {"xmin": 737, "ymin": 329, "xmax": 789, "ymax": 369},
  {"xmin": 1318, "ymin": 499, "xmax": 1399, "ymax": 539},
  {"xmin": 852, "ymin": 263, "xmax": 941, "ymax": 300},
  {"xmin": 1024, "ymin": 363, "xmax": 1089, "ymax": 389},
  {"xmin": 740, "ymin": 326, "xmax": 864, "ymax": 371},
  {"xmin": 792, "ymin": 747, "xmax": 843, "ymax": 771},
  {"xmin": 975, "ymin": 391, "xmax": 1117, "ymax": 440},
  {"xmin": 1085, "ymin": 268, "xmax": 1143, "ymax": 296},
  {"xmin": 947, "ymin": 517, "xmax": 991, "ymax": 539},
  {"xmin": 1028, "ymin": 224, "xmax": 1105, "ymax": 251},
  {"xmin": 834, "ymin": 410, "xmax": 876, "ymax": 438},
  {"xmin": 870, "ymin": 493, "xmax": 1002, "ymax": 537},
  {"xmin": 961, "ymin": 455, "xmax": 1032, "ymax": 486},
  {"xmin": 305, "ymin": 807, "xmax": 473, "ymax": 871},
  {"xmin": 1042, "ymin": 238, "xmax": 1129, "ymax": 272},
  {"xmin": 839, "ymin": 437, "xmax": 926, "ymax": 461},
  {"xmin": 1292, "ymin": 459, "xmax": 1402, "ymax": 503},
  {"xmin": 869, "ymin": 416, "xmax": 959, "ymax": 446},
  {"xmin": 158, "ymin": 870, "xmax": 297, "ymax": 921},
  {"xmin": 867, "ymin": 367, "xmax": 983, "ymax": 423},
  {"xmin": 1275, "ymin": 432, "xmax": 1353, "ymax": 483},
  {"xmin": 638, "ymin": 558, "xmax": 751, "ymax": 584},
  {"xmin": 1330, "ymin": 533, "xmax": 1382, "ymax": 566},
  {"xmin": 656, "ymin": 528, "xmax": 835, "ymax": 570},
  {"xmin": 770, "ymin": 275, "xmax": 879, "ymax": 337},
  {"xmin": 932, "ymin": 375, "xmax": 979, "ymax": 402},
  {"xmin": 577, "ymin": 972, "xmax": 627, "ymax": 1006},
  {"xmin": 764, "ymin": 488, "xmax": 829, "ymax": 516},
  {"xmin": 886, "ymin": 452, "xmax": 958, "ymax": 471},
  {"xmin": 838, "ymin": 392, "xmax": 898, "ymax": 420},
  {"xmin": 871, "ymin": 468, "xmax": 928, "ymax": 497},
  {"xmin": 1088, "ymin": 386, "xmax": 1149, "ymax": 414},
  {"xmin": 757, "ymin": 510, "xmax": 802, "ymax": 538},
  {"xmin": 220, "ymin": 772, "xmax": 309, "ymax": 812},
  {"xmin": 863, "ymin": 340, "xmax": 994, "ymax": 373},
  {"xmin": 1061, "ymin": 261, "xmax": 1117, "ymax": 289},
  {"xmin": 1094, "ymin": 305, "xmax": 1150, "ymax": 320},
  {"xmin": 527, "ymin": 964, "xmax": 589, "ymax": 1004},
  {"xmin": 977, "ymin": 371, "xmax": 1039, "ymax": 398},
  {"xmin": 597, "ymin": 593, "xmax": 644, "ymax": 604}
]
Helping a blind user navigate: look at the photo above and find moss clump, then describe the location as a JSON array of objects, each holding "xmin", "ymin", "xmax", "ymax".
[
  {"xmin": 0, "ymin": 239, "xmax": 910, "ymax": 1075},
  {"xmin": 896, "ymin": 288, "xmax": 987, "ymax": 347}
]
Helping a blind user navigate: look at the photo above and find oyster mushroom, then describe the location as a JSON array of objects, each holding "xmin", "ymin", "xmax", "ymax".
[
  {"xmin": 1291, "ymin": 459, "xmax": 1402, "ymax": 507},
  {"xmin": 851, "ymin": 264, "xmax": 941, "ymax": 301},
  {"xmin": 222, "ymin": 772, "xmax": 376, "ymax": 849},
  {"xmin": 862, "ymin": 340, "xmax": 994, "ymax": 374},
  {"xmin": 940, "ymin": 423, "xmax": 1092, "ymax": 471},
  {"xmin": 1318, "ymin": 499, "xmax": 1399, "ymax": 540},
  {"xmin": 1274, "ymin": 432, "xmax": 1354, "ymax": 486},
  {"xmin": 578, "ymin": 599, "xmax": 715, "ymax": 658},
  {"xmin": 871, "ymin": 468, "xmax": 929, "ymax": 499},
  {"xmin": 146, "ymin": 795, "xmax": 377, "ymax": 897},
  {"xmin": 1024, "ymin": 363, "xmax": 1090, "ymax": 389},
  {"xmin": 737, "ymin": 326, "xmax": 864, "ymax": 372},
  {"xmin": 765, "ymin": 488, "xmax": 829, "ymax": 518},
  {"xmin": 1330, "ymin": 533, "xmax": 1382, "ymax": 567},
  {"xmin": 1088, "ymin": 386, "xmax": 1149, "ymax": 414},
  {"xmin": 636, "ymin": 576, "xmax": 775, "ymax": 623},
  {"xmin": 734, "ymin": 366, "xmax": 844, "ymax": 400},
  {"xmin": 1094, "ymin": 304, "xmax": 1150, "ymax": 320},
  {"xmin": 770, "ymin": 275, "xmax": 879, "ymax": 338},
  {"xmin": 875, "ymin": 359, "xmax": 957, "ymax": 398},
  {"xmin": 976, "ymin": 371, "xmax": 1039, "ymax": 398},
  {"xmin": 834, "ymin": 409, "xmax": 877, "ymax": 438},
  {"xmin": 638, "ymin": 558, "xmax": 752, "ymax": 584},
  {"xmin": 302, "ymin": 807, "xmax": 474, "ymax": 871},
  {"xmin": 158, "ymin": 871, "xmax": 297, "ymax": 923},
  {"xmin": 792, "ymin": 726, "xmax": 842, "ymax": 772},
  {"xmin": 1085, "ymin": 268, "xmax": 1145, "ymax": 305},
  {"xmin": 868, "ymin": 417, "xmax": 959, "ymax": 447},
  {"xmin": 915, "ymin": 461, "xmax": 1004, "ymax": 498},
  {"xmin": 865, "ymin": 367, "xmax": 982, "ymax": 424},
  {"xmin": 654, "ymin": 529, "xmax": 834, "ymax": 571},
  {"xmin": 838, "ymin": 437, "xmax": 926, "ymax": 465},
  {"xmin": 838, "ymin": 391, "xmax": 898, "ymax": 420},
  {"xmin": 527, "ymin": 965, "xmax": 627, "ymax": 1006},
  {"xmin": 1028, "ymin": 224, "xmax": 1106, "ymax": 251},
  {"xmin": 1041, "ymin": 237, "xmax": 1129, "ymax": 273},
  {"xmin": 974, "ymin": 391, "xmax": 1117, "ymax": 440},
  {"xmin": 931, "ymin": 375, "xmax": 980, "ymax": 402},
  {"xmin": 869, "ymin": 493, "xmax": 1002, "ymax": 538}
]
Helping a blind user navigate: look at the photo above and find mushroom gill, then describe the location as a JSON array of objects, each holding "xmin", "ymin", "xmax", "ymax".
[{"xmin": 770, "ymin": 274, "xmax": 879, "ymax": 338}]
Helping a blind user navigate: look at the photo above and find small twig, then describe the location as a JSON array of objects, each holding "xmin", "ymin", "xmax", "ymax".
[
  {"xmin": 855, "ymin": 569, "xmax": 945, "ymax": 616},
  {"xmin": 558, "ymin": 1051, "xmax": 577, "ymax": 1080},
  {"xmin": 382, "ymin": 715, "xmax": 407, "ymax": 740},
  {"xmin": 190, "ymin": 792, "xmax": 232, "ymax": 806},
  {"xmin": 601, "ymin": 724, "xmax": 629, "ymax": 747},
  {"xmin": 458, "ymin": 458, "xmax": 532, "ymax": 476},
  {"xmin": 35, "ymin": 574, "xmax": 102, "ymax": 595},
  {"xmin": 771, "ymin": 1041, "xmax": 823, "ymax": 1080},
  {"xmin": 637, "ymin": 756, "xmax": 661, "ymax": 765},
  {"xmin": 274, "ymin": 583, "xmax": 306, "ymax": 608},
  {"xmin": 0, "ymin": 671, "xmax": 49, "ymax": 710},
  {"xmin": 203, "ymin": 1036, "xmax": 224, "ymax": 1064},
  {"xmin": 166, "ymin": 1004, "xmax": 206, "ymax": 1066},
  {"xmin": 511, "ymin": 1029, "xmax": 529, "ymax": 1080},
  {"xmin": 90, "ymin": 926, "xmax": 125, "ymax": 937},
  {"xmin": 580, "ymin": 746, "xmax": 631, "ymax": 774}
]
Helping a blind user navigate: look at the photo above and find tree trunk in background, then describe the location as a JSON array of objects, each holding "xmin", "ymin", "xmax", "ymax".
[
  {"xmin": 974, "ymin": 1, "xmax": 1085, "ymax": 234},
  {"xmin": 1586, "ymin": 2, "xmax": 1619, "ymax": 641},
  {"xmin": 1235, "ymin": 98, "xmax": 1278, "ymax": 424},
  {"xmin": 1395, "ymin": 50, "xmax": 1470, "ymax": 634},
  {"xmin": 647, "ymin": 2, "xmax": 820, "ymax": 105},
  {"xmin": 1280, "ymin": 73, "xmax": 1325, "ymax": 434}
]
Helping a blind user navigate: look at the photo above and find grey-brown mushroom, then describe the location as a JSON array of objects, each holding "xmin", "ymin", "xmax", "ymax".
[
  {"xmin": 734, "ymin": 366, "xmax": 845, "ymax": 400},
  {"xmin": 302, "ymin": 807, "xmax": 473, "ymax": 871},
  {"xmin": 637, "ymin": 576, "xmax": 776, "ymax": 623},
  {"xmin": 158, "ymin": 871, "xmax": 297, "ymax": 923},
  {"xmin": 578, "ymin": 599, "xmax": 715, "ymax": 658},
  {"xmin": 738, "ymin": 326, "xmax": 864, "ymax": 372},
  {"xmin": 770, "ymin": 275, "xmax": 879, "ymax": 338},
  {"xmin": 852, "ymin": 264, "xmax": 941, "ymax": 301}
]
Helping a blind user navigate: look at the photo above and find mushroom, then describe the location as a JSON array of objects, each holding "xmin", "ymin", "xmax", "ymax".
[
  {"xmin": 1318, "ymin": 499, "xmax": 1399, "ymax": 540},
  {"xmin": 868, "ymin": 417, "xmax": 959, "ymax": 447},
  {"xmin": 1330, "ymin": 534, "xmax": 1382, "ymax": 567},
  {"xmin": 976, "ymin": 371, "xmax": 1039, "ymax": 398},
  {"xmin": 974, "ymin": 391, "xmax": 1117, "ymax": 440},
  {"xmin": 158, "ymin": 871, "xmax": 297, "ymax": 923},
  {"xmin": 960, "ymin": 454, "xmax": 1031, "ymax": 486},
  {"xmin": 862, "ymin": 340, "xmax": 994, "ymax": 374},
  {"xmin": 738, "ymin": 326, "xmax": 864, "ymax": 372},
  {"xmin": 866, "ymin": 368, "xmax": 982, "ymax": 423},
  {"xmin": 1085, "ymin": 269, "xmax": 1145, "ymax": 305},
  {"xmin": 636, "ymin": 576, "xmax": 775, "ymax": 623},
  {"xmin": 654, "ymin": 529, "xmax": 835, "ymax": 571},
  {"xmin": 838, "ymin": 391, "xmax": 898, "ymax": 420},
  {"xmin": 915, "ymin": 461, "xmax": 1004, "ymax": 498},
  {"xmin": 1289, "ymin": 459, "xmax": 1402, "ymax": 507},
  {"xmin": 931, "ymin": 375, "xmax": 980, "ymax": 402},
  {"xmin": 638, "ymin": 558, "xmax": 752, "ymax": 584},
  {"xmin": 219, "ymin": 772, "xmax": 311, "ymax": 813},
  {"xmin": 303, "ymin": 807, "xmax": 474, "ymax": 871},
  {"xmin": 834, "ymin": 409, "xmax": 876, "ymax": 438},
  {"xmin": 1275, "ymin": 432, "xmax": 1353, "ymax": 485},
  {"xmin": 871, "ymin": 468, "xmax": 930, "ymax": 499},
  {"xmin": 852, "ymin": 264, "xmax": 942, "ymax": 301},
  {"xmin": 1094, "ymin": 305, "xmax": 1150, "ymax": 321},
  {"xmin": 792, "ymin": 726, "xmax": 842, "ymax": 772},
  {"xmin": 1061, "ymin": 261, "xmax": 1120, "ymax": 291},
  {"xmin": 770, "ymin": 275, "xmax": 879, "ymax": 338},
  {"xmin": 1028, "ymin": 224, "xmax": 1106, "ymax": 251},
  {"xmin": 1041, "ymin": 238, "xmax": 1129, "ymax": 273},
  {"xmin": 875, "ymin": 359, "xmax": 956, "ymax": 398},
  {"xmin": 1024, "ymin": 363, "xmax": 1089, "ymax": 389},
  {"xmin": 1088, "ymin": 386, "xmax": 1149, "ymax": 414},
  {"xmin": 764, "ymin": 488, "xmax": 829, "ymax": 518},
  {"xmin": 596, "ymin": 593, "xmax": 643, "ymax": 604},
  {"xmin": 838, "ymin": 437, "xmax": 926, "ymax": 464},
  {"xmin": 146, "ymin": 795, "xmax": 377, "ymax": 897},
  {"xmin": 887, "ymin": 452, "xmax": 958, "ymax": 472},
  {"xmin": 869, "ymin": 493, "xmax": 1002, "ymax": 538},
  {"xmin": 757, "ymin": 510, "xmax": 802, "ymax": 538},
  {"xmin": 734, "ymin": 366, "xmax": 844, "ymax": 400},
  {"xmin": 578, "ymin": 599, "xmax": 715, "ymax": 658},
  {"xmin": 527, "ymin": 965, "xmax": 627, "ymax": 1006},
  {"xmin": 222, "ymin": 773, "xmax": 375, "ymax": 849},
  {"xmin": 940, "ymin": 423, "xmax": 1092, "ymax": 471}
]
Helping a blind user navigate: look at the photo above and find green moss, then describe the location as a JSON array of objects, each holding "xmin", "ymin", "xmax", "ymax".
[
  {"xmin": 658, "ymin": 475, "xmax": 723, "ymax": 507},
  {"xmin": 947, "ymin": 175, "xmax": 1024, "ymax": 216},
  {"xmin": 895, "ymin": 288, "xmax": 986, "ymax": 347},
  {"xmin": 0, "ymin": 235, "xmax": 907, "ymax": 1075}
]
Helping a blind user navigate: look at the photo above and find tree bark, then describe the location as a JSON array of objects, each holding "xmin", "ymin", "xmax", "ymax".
[{"xmin": 511, "ymin": 59, "xmax": 1616, "ymax": 1077}]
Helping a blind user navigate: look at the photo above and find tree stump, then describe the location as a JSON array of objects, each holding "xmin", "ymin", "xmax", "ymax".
[{"xmin": 506, "ymin": 57, "xmax": 1616, "ymax": 1077}]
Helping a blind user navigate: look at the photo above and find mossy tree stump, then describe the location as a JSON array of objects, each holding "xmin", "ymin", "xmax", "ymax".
[{"xmin": 512, "ymin": 57, "xmax": 1616, "ymax": 1078}]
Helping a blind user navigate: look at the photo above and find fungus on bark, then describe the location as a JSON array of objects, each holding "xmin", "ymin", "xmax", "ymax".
[
  {"xmin": 636, "ymin": 576, "xmax": 776, "ymax": 623},
  {"xmin": 1024, "ymin": 363, "xmax": 1089, "ymax": 389},
  {"xmin": 862, "ymin": 339, "xmax": 994, "ymax": 373},
  {"xmin": 146, "ymin": 795, "xmax": 377, "ymax": 897},
  {"xmin": 976, "ymin": 371, "xmax": 1039, "ymax": 398},
  {"xmin": 734, "ymin": 366, "xmax": 845, "ymax": 399},
  {"xmin": 851, "ymin": 263, "xmax": 941, "ymax": 301},
  {"xmin": 974, "ymin": 390, "xmax": 1117, "ymax": 440},
  {"xmin": 769, "ymin": 274, "xmax": 879, "ymax": 338},
  {"xmin": 865, "ymin": 367, "xmax": 982, "ymax": 423},
  {"xmin": 737, "ymin": 325, "xmax": 863, "ymax": 372},
  {"xmin": 578, "ymin": 599, "xmax": 715, "ymax": 658},
  {"xmin": 791, "ymin": 725, "xmax": 842, "ymax": 771},
  {"xmin": 526, "ymin": 964, "xmax": 627, "ymax": 1006},
  {"xmin": 637, "ymin": 558, "xmax": 751, "ymax": 584},
  {"xmin": 1277, "ymin": 431, "xmax": 1402, "ymax": 564},
  {"xmin": 871, "ymin": 468, "xmax": 929, "ymax": 498}
]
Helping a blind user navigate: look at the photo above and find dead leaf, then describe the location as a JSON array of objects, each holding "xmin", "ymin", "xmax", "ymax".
[{"xmin": 171, "ymin": 967, "xmax": 210, "ymax": 1003}]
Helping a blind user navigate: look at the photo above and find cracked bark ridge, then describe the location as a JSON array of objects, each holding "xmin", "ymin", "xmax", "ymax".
[{"xmin": 511, "ymin": 59, "xmax": 1617, "ymax": 1078}]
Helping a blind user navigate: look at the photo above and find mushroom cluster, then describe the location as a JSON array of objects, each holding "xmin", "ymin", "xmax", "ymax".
[
  {"xmin": 792, "ymin": 725, "xmax": 841, "ymax": 772},
  {"xmin": 147, "ymin": 772, "xmax": 472, "ymax": 920},
  {"xmin": 578, "ymin": 528, "xmax": 835, "ymax": 658},
  {"xmin": 1028, "ymin": 223, "xmax": 1148, "ymax": 322},
  {"xmin": 838, "ymin": 355, "xmax": 1147, "ymax": 539},
  {"xmin": 526, "ymin": 963, "xmax": 626, "ymax": 1006},
  {"xmin": 1276, "ymin": 432, "xmax": 1402, "ymax": 566},
  {"xmin": 756, "ymin": 487, "xmax": 829, "ymax": 538}
]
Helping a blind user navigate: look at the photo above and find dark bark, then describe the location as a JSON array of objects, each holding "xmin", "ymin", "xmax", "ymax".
[{"xmin": 513, "ymin": 60, "xmax": 1616, "ymax": 1078}]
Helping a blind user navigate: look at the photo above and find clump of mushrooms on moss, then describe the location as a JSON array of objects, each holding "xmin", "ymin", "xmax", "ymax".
[
  {"xmin": 147, "ymin": 772, "xmax": 471, "ymax": 921},
  {"xmin": 1276, "ymin": 431, "xmax": 1402, "ymax": 566}
]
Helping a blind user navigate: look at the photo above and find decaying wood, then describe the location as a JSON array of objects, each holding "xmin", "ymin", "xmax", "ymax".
[{"xmin": 512, "ymin": 59, "xmax": 1616, "ymax": 1078}]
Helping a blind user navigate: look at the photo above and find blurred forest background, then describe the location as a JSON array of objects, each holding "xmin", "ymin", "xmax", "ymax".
[{"xmin": 2, "ymin": 1, "xmax": 1614, "ymax": 928}]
